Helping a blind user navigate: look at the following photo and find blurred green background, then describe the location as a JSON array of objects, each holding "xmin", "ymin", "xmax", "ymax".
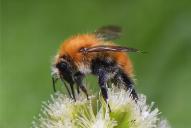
[{"xmin": 1, "ymin": 0, "xmax": 191, "ymax": 127}]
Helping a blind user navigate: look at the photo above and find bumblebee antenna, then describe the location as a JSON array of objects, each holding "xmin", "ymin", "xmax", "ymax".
[{"xmin": 52, "ymin": 77, "xmax": 57, "ymax": 92}]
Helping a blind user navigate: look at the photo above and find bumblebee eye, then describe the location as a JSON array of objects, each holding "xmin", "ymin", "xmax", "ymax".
[
  {"xmin": 61, "ymin": 62, "xmax": 67, "ymax": 68},
  {"xmin": 56, "ymin": 62, "xmax": 67, "ymax": 69}
]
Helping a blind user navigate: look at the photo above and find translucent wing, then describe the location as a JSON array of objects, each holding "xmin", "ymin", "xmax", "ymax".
[
  {"xmin": 95, "ymin": 25, "xmax": 122, "ymax": 41},
  {"xmin": 80, "ymin": 45, "xmax": 145, "ymax": 53}
]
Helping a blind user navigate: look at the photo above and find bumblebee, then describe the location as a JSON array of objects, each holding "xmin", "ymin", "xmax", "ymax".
[{"xmin": 51, "ymin": 26, "xmax": 141, "ymax": 103}]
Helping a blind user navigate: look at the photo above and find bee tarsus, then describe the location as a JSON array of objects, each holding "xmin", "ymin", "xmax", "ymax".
[{"xmin": 70, "ymin": 84, "xmax": 76, "ymax": 101}]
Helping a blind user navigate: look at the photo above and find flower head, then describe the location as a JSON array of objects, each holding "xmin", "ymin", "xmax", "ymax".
[{"xmin": 32, "ymin": 86, "xmax": 170, "ymax": 128}]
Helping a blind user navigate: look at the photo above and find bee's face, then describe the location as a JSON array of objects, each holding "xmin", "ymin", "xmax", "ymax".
[{"xmin": 52, "ymin": 58, "xmax": 75, "ymax": 84}]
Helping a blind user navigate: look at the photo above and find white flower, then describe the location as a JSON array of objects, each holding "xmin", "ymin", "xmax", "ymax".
[{"xmin": 32, "ymin": 86, "xmax": 170, "ymax": 128}]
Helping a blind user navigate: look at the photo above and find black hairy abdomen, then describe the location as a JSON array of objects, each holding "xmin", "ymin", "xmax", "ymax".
[{"xmin": 91, "ymin": 57, "xmax": 118, "ymax": 74}]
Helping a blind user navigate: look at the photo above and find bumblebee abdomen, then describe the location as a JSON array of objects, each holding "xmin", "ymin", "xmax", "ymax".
[
  {"xmin": 100, "ymin": 52, "xmax": 133, "ymax": 76},
  {"xmin": 91, "ymin": 52, "xmax": 133, "ymax": 78},
  {"xmin": 116, "ymin": 52, "xmax": 133, "ymax": 77}
]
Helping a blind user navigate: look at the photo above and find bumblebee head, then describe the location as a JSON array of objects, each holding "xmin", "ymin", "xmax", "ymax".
[{"xmin": 51, "ymin": 55, "xmax": 75, "ymax": 92}]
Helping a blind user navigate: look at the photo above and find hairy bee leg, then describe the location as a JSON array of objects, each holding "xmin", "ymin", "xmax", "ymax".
[
  {"xmin": 75, "ymin": 77, "xmax": 89, "ymax": 100},
  {"xmin": 77, "ymin": 85, "xmax": 80, "ymax": 94},
  {"xmin": 79, "ymin": 85, "xmax": 89, "ymax": 100},
  {"xmin": 61, "ymin": 78, "xmax": 72, "ymax": 99},
  {"xmin": 64, "ymin": 82, "xmax": 72, "ymax": 99},
  {"xmin": 129, "ymin": 85, "xmax": 138, "ymax": 101},
  {"xmin": 74, "ymin": 72, "xmax": 89, "ymax": 100},
  {"xmin": 98, "ymin": 71, "xmax": 111, "ymax": 112},
  {"xmin": 118, "ymin": 72, "xmax": 138, "ymax": 100},
  {"xmin": 126, "ymin": 84, "xmax": 138, "ymax": 101},
  {"xmin": 70, "ymin": 84, "xmax": 76, "ymax": 101}
]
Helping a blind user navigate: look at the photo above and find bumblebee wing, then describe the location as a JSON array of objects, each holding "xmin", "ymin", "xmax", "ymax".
[
  {"xmin": 80, "ymin": 45, "xmax": 144, "ymax": 53},
  {"xmin": 94, "ymin": 25, "xmax": 122, "ymax": 41}
]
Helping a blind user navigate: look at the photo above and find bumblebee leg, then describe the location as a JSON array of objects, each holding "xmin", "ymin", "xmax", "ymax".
[
  {"xmin": 98, "ymin": 72, "xmax": 108, "ymax": 100},
  {"xmin": 61, "ymin": 79, "xmax": 72, "ymax": 99},
  {"xmin": 74, "ymin": 72, "xmax": 89, "ymax": 100},
  {"xmin": 70, "ymin": 83, "xmax": 76, "ymax": 101},
  {"xmin": 116, "ymin": 71, "xmax": 138, "ymax": 100},
  {"xmin": 79, "ymin": 84, "xmax": 89, "ymax": 100},
  {"xmin": 98, "ymin": 71, "xmax": 111, "ymax": 112},
  {"xmin": 76, "ymin": 79, "xmax": 89, "ymax": 100},
  {"xmin": 77, "ymin": 85, "xmax": 80, "ymax": 94}
]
